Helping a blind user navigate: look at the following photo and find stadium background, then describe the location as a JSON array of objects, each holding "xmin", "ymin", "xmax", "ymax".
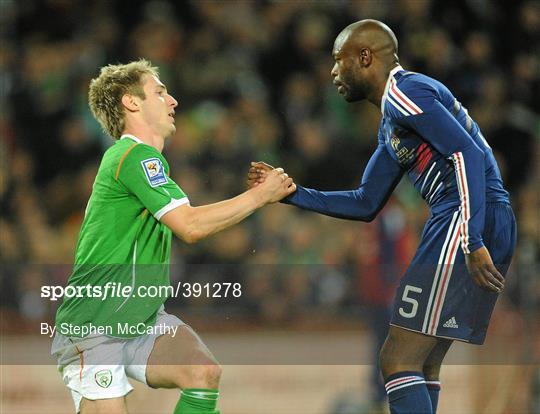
[{"xmin": 1, "ymin": 0, "xmax": 538, "ymax": 413}]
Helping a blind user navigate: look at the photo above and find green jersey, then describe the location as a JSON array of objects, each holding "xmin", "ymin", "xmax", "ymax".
[{"xmin": 55, "ymin": 135, "xmax": 188, "ymax": 338}]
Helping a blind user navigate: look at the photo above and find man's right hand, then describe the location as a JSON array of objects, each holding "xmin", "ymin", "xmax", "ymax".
[{"xmin": 251, "ymin": 166, "xmax": 296, "ymax": 204}]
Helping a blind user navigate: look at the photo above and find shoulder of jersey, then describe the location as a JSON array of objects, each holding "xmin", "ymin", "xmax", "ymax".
[
  {"xmin": 113, "ymin": 141, "xmax": 163, "ymax": 181},
  {"xmin": 385, "ymin": 72, "xmax": 425, "ymax": 118}
]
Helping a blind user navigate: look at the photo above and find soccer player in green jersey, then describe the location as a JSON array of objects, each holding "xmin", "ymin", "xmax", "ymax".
[{"xmin": 51, "ymin": 59, "xmax": 295, "ymax": 414}]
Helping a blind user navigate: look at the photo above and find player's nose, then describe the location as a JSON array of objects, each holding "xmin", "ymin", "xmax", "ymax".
[
  {"xmin": 169, "ymin": 95, "xmax": 178, "ymax": 108},
  {"xmin": 331, "ymin": 63, "xmax": 338, "ymax": 78}
]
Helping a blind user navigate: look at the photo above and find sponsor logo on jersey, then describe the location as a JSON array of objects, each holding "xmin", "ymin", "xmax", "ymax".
[
  {"xmin": 95, "ymin": 369, "xmax": 113, "ymax": 388},
  {"xmin": 141, "ymin": 158, "xmax": 168, "ymax": 187},
  {"xmin": 443, "ymin": 316, "xmax": 459, "ymax": 329}
]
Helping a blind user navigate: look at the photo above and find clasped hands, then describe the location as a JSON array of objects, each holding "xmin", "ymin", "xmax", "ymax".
[{"xmin": 247, "ymin": 161, "xmax": 296, "ymax": 204}]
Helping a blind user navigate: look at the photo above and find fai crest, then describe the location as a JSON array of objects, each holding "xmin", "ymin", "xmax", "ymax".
[
  {"xmin": 141, "ymin": 157, "xmax": 167, "ymax": 187},
  {"xmin": 95, "ymin": 369, "xmax": 113, "ymax": 388}
]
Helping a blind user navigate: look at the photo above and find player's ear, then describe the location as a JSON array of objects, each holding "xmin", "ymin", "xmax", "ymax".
[
  {"xmin": 359, "ymin": 48, "xmax": 373, "ymax": 66},
  {"xmin": 121, "ymin": 94, "xmax": 139, "ymax": 112}
]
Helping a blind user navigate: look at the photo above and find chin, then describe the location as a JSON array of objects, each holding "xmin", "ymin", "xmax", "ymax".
[
  {"xmin": 161, "ymin": 131, "xmax": 173, "ymax": 141},
  {"xmin": 344, "ymin": 94, "xmax": 360, "ymax": 103},
  {"xmin": 345, "ymin": 90, "xmax": 366, "ymax": 102}
]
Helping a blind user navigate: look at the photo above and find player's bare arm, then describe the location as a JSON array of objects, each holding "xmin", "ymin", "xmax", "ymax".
[
  {"xmin": 55, "ymin": 60, "xmax": 299, "ymax": 414},
  {"xmin": 162, "ymin": 168, "xmax": 295, "ymax": 244}
]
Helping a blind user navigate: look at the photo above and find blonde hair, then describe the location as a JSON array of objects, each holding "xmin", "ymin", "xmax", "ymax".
[{"xmin": 88, "ymin": 59, "xmax": 159, "ymax": 139}]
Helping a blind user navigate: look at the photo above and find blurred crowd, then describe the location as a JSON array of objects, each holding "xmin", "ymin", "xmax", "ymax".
[{"xmin": 0, "ymin": 0, "xmax": 538, "ymax": 333}]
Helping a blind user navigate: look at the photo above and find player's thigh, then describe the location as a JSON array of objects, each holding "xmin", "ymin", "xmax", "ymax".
[
  {"xmin": 145, "ymin": 324, "xmax": 220, "ymax": 389},
  {"xmin": 380, "ymin": 325, "xmax": 439, "ymax": 368},
  {"xmin": 467, "ymin": 203, "xmax": 517, "ymax": 343},
  {"xmin": 55, "ymin": 340, "xmax": 133, "ymax": 414},
  {"xmin": 391, "ymin": 210, "xmax": 477, "ymax": 341},
  {"xmin": 423, "ymin": 338, "xmax": 453, "ymax": 379},
  {"xmin": 80, "ymin": 396, "xmax": 128, "ymax": 414}
]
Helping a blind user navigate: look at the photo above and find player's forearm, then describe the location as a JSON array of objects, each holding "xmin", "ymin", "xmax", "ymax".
[
  {"xmin": 165, "ymin": 188, "xmax": 266, "ymax": 244},
  {"xmin": 283, "ymin": 185, "xmax": 384, "ymax": 222},
  {"xmin": 450, "ymin": 143, "xmax": 486, "ymax": 253},
  {"xmin": 282, "ymin": 146, "xmax": 402, "ymax": 221}
]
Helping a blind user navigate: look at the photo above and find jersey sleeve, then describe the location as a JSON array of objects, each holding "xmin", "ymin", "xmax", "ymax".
[
  {"xmin": 116, "ymin": 144, "xmax": 189, "ymax": 220},
  {"xmin": 282, "ymin": 142, "xmax": 404, "ymax": 221},
  {"xmin": 391, "ymin": 79, "xmax": 486, "ymax": 253}
]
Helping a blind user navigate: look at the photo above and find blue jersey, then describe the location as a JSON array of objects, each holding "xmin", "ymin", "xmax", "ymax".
[{"xmin": 283, "ymin": 65, "xmax": 509, "ymax": 254}]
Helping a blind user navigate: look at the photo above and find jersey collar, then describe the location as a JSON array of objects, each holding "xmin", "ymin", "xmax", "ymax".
[
  {"xmin": 120, "ymin": 134, "xmax": 144, "ymax": 144},
  {"xmin": 380, "ymin": 64, "xmax": 404, "ymax": 114}
]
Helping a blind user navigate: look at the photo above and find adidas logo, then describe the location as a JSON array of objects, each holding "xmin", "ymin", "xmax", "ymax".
[{"xmin": 443, "ymin": 317, "xmax": 459, "ymax": 328}]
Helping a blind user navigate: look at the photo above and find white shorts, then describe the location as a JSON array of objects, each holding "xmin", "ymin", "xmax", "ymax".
[{"xmin": 51, "ymin": 307, "xmax": 184, "ymax": 413}]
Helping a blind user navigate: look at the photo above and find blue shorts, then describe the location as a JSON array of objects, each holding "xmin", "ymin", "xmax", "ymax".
[{"xmin": 390, "ymin": 202, "xmax": 516, "ymax": 344}]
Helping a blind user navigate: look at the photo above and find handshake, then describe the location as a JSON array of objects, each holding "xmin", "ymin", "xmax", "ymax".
[{"xmin": 246, "ymin": 161, "xmax": 296, "ymax": 204}]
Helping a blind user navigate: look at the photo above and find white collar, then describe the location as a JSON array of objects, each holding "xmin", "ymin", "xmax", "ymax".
[
  {"xmin": 380, "ymin": 65, "xmax": 404, "ymax": 114},
  {"xmin": 120, "ymin": 134, "xmax": 144, "ymax": 144}
]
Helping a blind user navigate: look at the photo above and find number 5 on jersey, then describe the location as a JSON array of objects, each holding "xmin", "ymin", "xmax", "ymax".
[{"xmin": 399, "ymin": 285, "xmax": 423, "ymax": 318}]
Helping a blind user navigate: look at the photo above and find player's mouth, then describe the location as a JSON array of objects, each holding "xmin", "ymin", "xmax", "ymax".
[
  {"xmin": 168, "ymin": 111, "xmax": 175, "ymax": 122},
  {"xmin": 333, "ymin": 80, "xmax": 346, "ymax": 94}
]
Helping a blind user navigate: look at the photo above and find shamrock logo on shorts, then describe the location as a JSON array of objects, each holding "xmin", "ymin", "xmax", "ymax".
[{"xmin": 95, "ymin": 369, "xmax": 113, "ymax": 388}]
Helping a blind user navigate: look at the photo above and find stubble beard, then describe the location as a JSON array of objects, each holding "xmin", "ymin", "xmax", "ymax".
[
  {"xmin": 346, "ymin": 78, "xmax": 370, "ymax": 103},
  {"xmin": 340, "ymin": 68, "xmax": 371, "ymax": 102}
]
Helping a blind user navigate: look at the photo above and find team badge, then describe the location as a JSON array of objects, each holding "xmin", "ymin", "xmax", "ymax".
[
  {"xmin": 141, "ymin": 158, "xmax": 168, "ymax": 187},
  {"xmin": 95, "ymin": 369, "xmax": 113, "ymax": 388},
  {"xmin": 391, "ymin": 134, "xmax": 400, "ymax": 151}
]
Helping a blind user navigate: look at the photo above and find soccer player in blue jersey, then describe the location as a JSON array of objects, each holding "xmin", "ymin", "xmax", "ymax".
[{"xmin": 248, "ymin": 20, "xmax": 516, "ymax": 414}]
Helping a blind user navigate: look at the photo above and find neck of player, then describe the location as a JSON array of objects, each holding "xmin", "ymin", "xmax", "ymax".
[
  {"xmin": 368, "ymin": 64, "xmax": 398, "ymax": 109},
  {"xmin": 122, "ymin": 127, "xmax": 166, "ymax": 152},
  {"xmin": 367, "ymin": 82, "xmax": 385, "ymax": 109}
]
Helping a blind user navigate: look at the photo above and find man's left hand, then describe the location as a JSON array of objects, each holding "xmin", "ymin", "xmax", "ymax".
[{"xmin": 465, "ymin": 246, "xmax": 504, "ymax": 293}]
